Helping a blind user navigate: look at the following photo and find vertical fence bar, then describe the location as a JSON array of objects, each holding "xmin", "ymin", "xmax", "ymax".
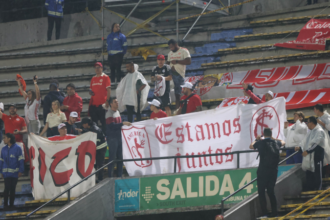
[
  {"xmin": 174, "ymin": 157, "xmax": 177, "ymax": 173},
  {"xmin": 67, "ymin": 189, "xmax": 70, "ymax": 203},
  {"xmin": 101, "ymin": 0, "xmax": 104, "ymax": 64},
  {"xmin": 237, "ymin": 152, "xmax": 240, "ymax": 168},
  {"xmin": 176, "ymin": 0, "xmax": 179, "ymax": 42}
]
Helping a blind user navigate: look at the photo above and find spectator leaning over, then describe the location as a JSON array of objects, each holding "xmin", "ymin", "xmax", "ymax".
[
  {"xmin": 17, "ymin": 76, "xmax": 41, "ymax": 134},
  {"xmin": 80, "ymin": 118, "xmax": 107, "ymax": 181},
  {"xmin": 0, "ymin": 133, "xmax": 24, "ymax": 210},
  {"xmin": 284, "ymin": 111, "xmax": 308, "ymax": 164},
  {"xmin": 167, "ymin": 39, "xmax": 191, "ymax": 109},
  {"xmin": 116, "ymin": 63, "xmax": 150, "ymax": 123},
  {"xmin": 107, "ymin": 23, "xmax": 127, "ymax": 83},
  {"xmin": 295, "ymin": 116, "xmax": 330, "ymax": 190},
  {"xmin": 61, "ymin": 83, "xmax": 82, "ymax": 122},
  {"xmin": 43, "ymin": 82, "xmax": 64, "ymax": 124},
  {"xmin": 250, "ymin": 128, "xmax": 285, "ymax": 218},
  {"xmin": 176, "ymin": 82, "xmax": 202, "ymax": 115},
  {"xmin": 65, "ymin": 112, "xmax": 79, "ymax": 135},
  {"xmin": 89, "ymin": 62, "xmax": 111, "ymax": 133},
  {"xmin": 242, "ymin": 83, "xmax": 274, "ymax": 103},
  {"xmin": 149, "ymin": 99, "xmax": 167, "ymax": 120},
  {"xmin": 104, "ymin": 98, "xmax": 131, "ymax": 177},
  {"xmin": 45, "ymin": 0, "xmax": 64, "ymax": 41},
  {"xmin": 40, "ymin": 100, "xmax": 67, "ymax": 137},
  {"xmin": 47, "ymin": 123, "xmax": 76, "ymax": 141},
  {"xmin": 151, "ymin": 54, "xmax": 172, "ymax": 116},
  {"xmin": 0, "ymin": 103, "xmax": 4, "ymax": 143}
]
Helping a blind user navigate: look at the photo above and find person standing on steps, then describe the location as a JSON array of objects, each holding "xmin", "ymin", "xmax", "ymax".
[
  {"xmin": 176, "ymin": 82, "xmax": 202, "ymax": 115},
  {"xmin": 45, "ymin": 0, "xmax": 64, "ymax": 41},
  {"xmin": 0, "ymin": 133, "xmax": 24, "ymax": 210},
  {"xmin": 61, "ymin": 83, "xmax": 83, "ymax": 122},
  {"xmin": 167, "ymin": 39, "xmax": 191, "ymax": 109},
  {"xmin": 107, "ymin": 23, "xmax": 127, "ymax": 83}
]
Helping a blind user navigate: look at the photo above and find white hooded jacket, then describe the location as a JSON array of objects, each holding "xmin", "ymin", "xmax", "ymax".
[
  {"xmin": 284, "ymin": 120, "xmax": 308, "ymax": 147},
  {"xmin": 116, "ymin": 64, "xmax": 150, "ymax": 113}
]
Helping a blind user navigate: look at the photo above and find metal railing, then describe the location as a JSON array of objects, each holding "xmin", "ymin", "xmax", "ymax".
[
  {"xmin": 26, "ymin": 147, "xmax": 292, "ymax": 218},
  {"xmin": 220, "ymin": 149, "xmax": 299, "ymax": 216}
]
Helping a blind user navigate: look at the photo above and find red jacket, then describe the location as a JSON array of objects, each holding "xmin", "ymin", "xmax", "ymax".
[
  {"xmin": 62, "ymin": 93, "xmax": 83, "ymax": 121},
  {"xmin": 245, "ymin": 90, "xmax": 265, "ymax": 104}
]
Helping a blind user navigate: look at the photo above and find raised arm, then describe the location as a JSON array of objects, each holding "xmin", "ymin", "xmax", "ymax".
[
  {"xmin": 17, "ymin": 79, "xmax": 27, "ymax": 100},
  {"xmin": 34, "ymin": 76, "xmax": 40, "ymax": 100}
]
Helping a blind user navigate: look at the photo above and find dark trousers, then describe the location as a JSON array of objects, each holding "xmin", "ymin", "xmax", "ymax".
[
  {"xmin": 257, "ymin": 169, "xmax": 278, "ymax": 217},
  {"xmin": 47, "ymin": 126, "xmax": 60, "ymax": 137},
  {"xmin": 95, "ymin": 147, "xmax": 107, "ymax": 181},
  {"xmin": 47, "ymin": 16, "xmax": 61, "ymax": 41},
  {"xmin": 107, "ymin": 137, "xmax": 123, "ymax": 177},
  {"xmin": 306, "ymin": 160, "xmax": 323, "ymax": 191},
  {"xmin": 126, "ymin": 94, "xmax": 141, "ymax": 123},
  {"xmin": 108, "ymin": 54, "xmax": 124, "ymax": 83},
  {"xmin": 307, "ymin": 0, "xmax": 318, "ymax": 4},
  {"xmin": 89, "ymin": 105, "xmax": 106, "ymax": 133},
  {"xmin": 4, "ymin": 177, "xmax": 18, "ymax": 207},
  {"xmin": 286, "ymin": 149, "xmax": 302, "ymax": 164}
]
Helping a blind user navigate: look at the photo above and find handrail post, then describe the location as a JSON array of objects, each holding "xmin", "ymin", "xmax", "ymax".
[
  {"xmin": 237, "ymin": 152, "xmax": 240, "ymax": 168},
  {"xmin": 174, "ymin": 157, "xmax": 177, "ymax": 173},
  {"xmin": 67, "ymin": 189, "xmax": 70, "ymax": 203}
]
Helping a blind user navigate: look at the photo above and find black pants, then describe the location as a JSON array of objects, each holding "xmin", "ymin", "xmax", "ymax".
[
  {"xmin": 4, "ymin": 177, "xmax": 18, "ymax": 207},
  {"xmin": 126, "ymin": 94, "xmax": 141, "ymax": 123},
  {"xmin": 307, "ymin": 0, "xmax": 318, "ymax": 4},
  {"xmin": 47, "ymin": 16, "xmax": 61, "ymax": 41},
  {"xmin": 95, "ymin": 147, "xmax": 107, "ymax": 181},
  {"xmin": 89, "ymin": 105, "xmax": 106, "ymax": 133},
  {"xmin": 257, "ymin": 169, "xmax": 278, "ymax": 217},
  {"xmin": 306, "ymin": 160, "xmax": 323, "ymax": 191},
  {"xmin": 108, "ymin": 54, "xmax": 124, "ymax": 83},
  {"xmin": 47, "ymin": 126, "xmax": 60, "ymax": 137},
  {"xmin": 107, "ymin": 137, "xmax": 123, "ymax": 177}
]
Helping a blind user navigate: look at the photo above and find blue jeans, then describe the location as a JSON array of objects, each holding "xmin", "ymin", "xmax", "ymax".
[
  {"xmin": 172, "ymin": 74, "xmax": 184, "ymax": 95},
  {"xmin": 107, "ymin": 137, "xmax": 123, "ymax": 177},
  {"xmin": 286, "ymin": 149, "xmax": 302, "ymax": 164}
]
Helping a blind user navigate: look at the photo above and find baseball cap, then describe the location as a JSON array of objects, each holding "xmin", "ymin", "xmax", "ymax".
[
  {"xmin": 70, "ymin": 111, "xmax": 78, "ymax": 118},
  {"xmin": 8, "ymin": 104, "xmax": 17, "ymax": 109},
  {"xmin": 266, "ymin": 90, "xmax": 274, "ymax": 98},
  {"xmin": 58, "ymin": 123, "xmax": 66, "ymax": 129},
  {"xmin": 94, "ymin": 62, "xmax": 103, "ymax": 68},
  {"xmin": 157, "ymin": 54, "xmax": 165, "ymax": 60},
  {"xmin": 181, "ymin": 82, "xmax": 193, "ymax": 89},
  {"xmin": 148, "ymin": 99, "xmax": 161, "ymax": 107}
]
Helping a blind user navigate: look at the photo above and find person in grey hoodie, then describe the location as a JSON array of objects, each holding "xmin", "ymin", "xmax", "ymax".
[{"xmin": 43, "ymin": 82, "xmax": 64, "ymax": 124}]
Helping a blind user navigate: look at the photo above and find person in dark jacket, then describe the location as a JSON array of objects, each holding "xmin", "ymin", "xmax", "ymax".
[
  {"xmin": 45, "ymin": 0, "xmax": 64, "ymax": 41},
  {"xmin": 0, "ymin": 103, "xmax": 4, "ymax": 143},
  {"xmin": 81, "ymin": 118, "xmax": 107, "ymax": 182},
  {"xmin": 241, "ymin": 83, "xmax": 261, "ymax": 104},
  {"xmin": 104, "ymin": 97, "xmax": 131, "ymax": 177},
  {"xmin": 107, "ymin": 23, "xmax": 127, "ymax": 83},
  {"xmin": 0, "ymin": 133, "xmax": 24, "ymax": 210},
  {"xmin": 242, "ymin": 83, "xmax": 274, "ymax": 104},
  {"xmin": 43, "ymin": 82, "xmax": 64, "ymax": 124}
]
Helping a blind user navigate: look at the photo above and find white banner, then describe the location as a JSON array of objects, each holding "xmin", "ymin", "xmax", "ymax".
[
  {"xmin": 28, "ymin": 132, "xmax": 97, "ymax": 200},
  {"xmin": 122, "ymin": 97, "xmax": 287, "ymax": 176}
]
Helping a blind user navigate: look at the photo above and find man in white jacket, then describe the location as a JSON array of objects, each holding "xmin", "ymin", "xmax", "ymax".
[{"xmin": 284, "ymin": 111, "xmax": 308, "ymax": 164}]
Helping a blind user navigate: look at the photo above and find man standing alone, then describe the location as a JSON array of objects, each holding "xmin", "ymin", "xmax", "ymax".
[
  {"xmin": 45, "ymin": 0, "xmax": 64, "ymax": 41},
  {"xmin": 250, "ymin": 128, "xmax": 285, "ymax": 218}
]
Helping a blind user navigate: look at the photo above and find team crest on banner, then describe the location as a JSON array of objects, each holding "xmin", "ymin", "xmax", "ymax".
[
  {"xmin": 250, "ymin": 106, "xmax": 281, "ymax": 142},
  {"xmin": 122, "ymin": 126, "xmax": 152, "ymax": 168}
]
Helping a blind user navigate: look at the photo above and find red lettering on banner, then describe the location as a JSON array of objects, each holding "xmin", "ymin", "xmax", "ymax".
[
  {"xmin": 195, "ymin": 125, "xmax": 205, "ymax": 141},
  {"xmin": 38, "ymin": 148, "xmax": 47, "ymax": 185},
  {"xmin": 208, "ymin": 146, "xmax": 214, "ymax": 165},
  {"xmin": 29, "ymin": 146, "xmax": 35, "ymax": 188},
  {"xmin": 50, "ymin": 147, "xmax": 73, "ymax": 187},
  {"xmin": 75, "ymin": 141, "xmax": 96, "ymax": 179},
  {"xmin": 215, "ymin": 149, "xmax": 223, "ymax": 164},
  {"xmin": 225, "ymin": 145, "xmax": 234, "ymax": 162},
  {"xmin": 191, "ymin": 152, "xmax": 196, "ymax": 168},
  {"xmin": 176, "ymin": 148, "xmax": 181, "ymax": 173},
  {"xmin": 205, "ymin": 123, "xmax": 221, "ymax": 139},
  {"xmin": 185, "ymin": 122, "xmax": 193, "ymax": 142},
  {"xmin": 233, "ymin": 117, "xmax": 241, "ymax": 134},
  {"xmin": 202, "ymin": 151, "xmax": 208, "ymax": 166},
  {"xmin": 186, "ymin": 153, "xmax": 192, "ymax": 168},
  {"xmin": 155, "ymin": 123, "xmax": 173, "ymax": 144},
  {"xmin": 198, "ymin": 152, "xmax": 203, "ymax": 168},
  {"xmin": 223, "ymin": 120, "xmax": 231, "ymax": 136},
  {"xmin": 176, "ymin": 125, "xmax": 185, "ymax": 143}
]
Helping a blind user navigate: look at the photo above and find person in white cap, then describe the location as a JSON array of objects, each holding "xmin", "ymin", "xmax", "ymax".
[
  {"xmin": 242, "ymin": 83, "xmax": 274, "ymax": 103},
  {"xmin": 176, "ymin": 82, "xmax": 202, "ymax": 115},
  {"xmin": 148, "ymin": 99, "xmax": 167, "ymax": 120},
  {"xmin": 65, "ymin": 111, "xmax": 79, "ymax": 135},
  {"xmin": 47, "ymin": 123, "xmax": 76, "ymax": 141}
]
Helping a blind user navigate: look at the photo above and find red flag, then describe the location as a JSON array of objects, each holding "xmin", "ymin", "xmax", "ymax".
[
  {"xmin": 16, "ymin": 74, "xmax": 26, "ymax": 96},
  {"xmin": 274, "ymin": 18, "xmax": 330, "ymax": 51}
]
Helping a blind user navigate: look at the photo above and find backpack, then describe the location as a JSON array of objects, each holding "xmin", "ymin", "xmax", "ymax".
[{"xmin": 259, "ymin": 139, "xmax": 280, "ymax": 168}]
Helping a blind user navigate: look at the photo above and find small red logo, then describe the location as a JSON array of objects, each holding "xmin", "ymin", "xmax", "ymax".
[
  {"xmin": 122, "ymin": 126, "xmax": 152, "ymax": 168},
  {"xmin": 250, "ymin": 106, "xmax": 280, "ymax": 142}
]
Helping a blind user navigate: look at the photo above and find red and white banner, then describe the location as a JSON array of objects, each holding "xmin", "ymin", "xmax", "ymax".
[
  {"xmin": 28, "ymin": 132, "xmax": 97, "ymax": 200},
  {"xmin": 218, "ymin": 88, "xmax": 330, "ymax": 110},
  {"xmin": 122, "ymin": 98, "xmax": 286, "ymax": 176},
  {"xmin": 274, "ymin": 19, "xmax": 330, "ymax": 50}
]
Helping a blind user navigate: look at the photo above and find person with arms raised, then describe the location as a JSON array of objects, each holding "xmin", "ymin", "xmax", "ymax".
[
  {"xmin": 40, "ymin": 100, "xmax": 67, "ymax": 137},
  {"xmin": 242, "ymin": 83, "xmax": 274, "ymax": 104}
]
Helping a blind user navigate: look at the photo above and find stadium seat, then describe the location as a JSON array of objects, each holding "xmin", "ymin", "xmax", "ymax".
[
  {"xmin": 250, "ymin": 14, "xmax": 330, "ymax": 25},
  {"xmin": 234, "ymin": 31, "xmax": 300, "ymax": 41}
]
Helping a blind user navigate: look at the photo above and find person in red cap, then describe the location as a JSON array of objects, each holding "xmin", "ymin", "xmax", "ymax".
[
  {"xmin": 89, "ymin": 62, "xmax": 111, "ymax": 133},
  {"xmin": 151, "ymin": 54, "xmax": 172, "ymax": 116}
]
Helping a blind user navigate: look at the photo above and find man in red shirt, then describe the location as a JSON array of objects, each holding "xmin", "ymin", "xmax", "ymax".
[
  {"xmin": 89, "ymin": 62, "xmax": 111, "ymax": 132},
  {"xmin": 177, "ymin": 82, "xmax": 202, "ymax": 115},
  {"xmin": 48, "ymin": 123, "xmax": 76, "ymax": 141},
  {"xmin": 0, "ymin": 104, "xmax": 27, "ymax": 143},
  {"xmin": 61, "ymin": 83, "xmax": 83, "ymax": 121},
  {"xmin": 242, "ymin": 83, "xmax": 274, "ymax": 104},
  {"xmin": 148, "ymin": 99, "xmax": 167, "ymax": 120}
]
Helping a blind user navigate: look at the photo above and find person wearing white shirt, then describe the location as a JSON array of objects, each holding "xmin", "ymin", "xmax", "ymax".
[{"xmin": 284, "ymin": 111, "xmax": 308, "ymax": 164}]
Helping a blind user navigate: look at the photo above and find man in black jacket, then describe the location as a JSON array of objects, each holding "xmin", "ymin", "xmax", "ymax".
[{"xmin": 81, "ymin": 117, "xmax": 107, "ymax": 182}]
